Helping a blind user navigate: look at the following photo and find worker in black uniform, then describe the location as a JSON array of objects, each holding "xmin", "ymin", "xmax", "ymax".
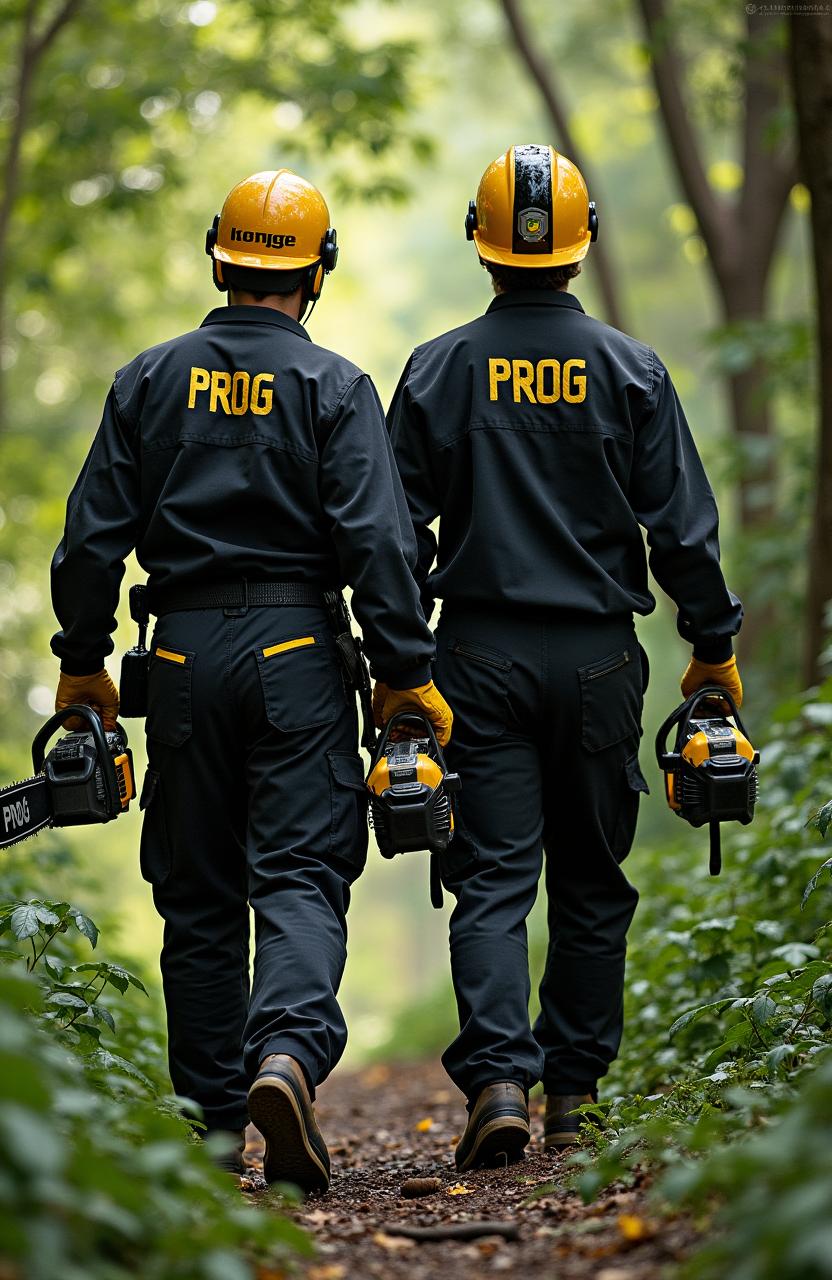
[
  {"xmin": 50, "ymin": 169, "xmax": 452, "ymax": 1192},
  {"xmin": 385, "ymin": 145, "xmax": 744, "ymax": 1171}
]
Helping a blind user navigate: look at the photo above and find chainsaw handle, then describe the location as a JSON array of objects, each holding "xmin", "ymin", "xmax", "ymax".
[
  {"xmin": 369, "ymin": 709, "xmax": 448, "ymax": 775},
  {"xmin": 655, "ymin": 684, "xmax": 748, "ymax": 770},
  {"xmin": 32, "ymin": 704, "xmax": 111, "ymax": 774}
]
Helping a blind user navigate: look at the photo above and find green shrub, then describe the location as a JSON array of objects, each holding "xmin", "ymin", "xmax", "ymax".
[{"xmin": 0, "ymin": 887, "xmax": 310, "ymax": 1279}]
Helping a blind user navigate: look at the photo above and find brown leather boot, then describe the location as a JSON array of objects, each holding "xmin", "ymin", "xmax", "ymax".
[
  {"xmin": 543, "ymin": 1092, "xmax": 597, "ymax": 1151},
  {"xmin": 247, "ymin": 1054, "xmax": 330, "ymax": 1193},
  {"xmin": 455, "ymin": 1082, "xmax": 530, "ymax": 1172}
]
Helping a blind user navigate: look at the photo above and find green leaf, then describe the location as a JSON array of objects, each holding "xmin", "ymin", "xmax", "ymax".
[
  {"xmin": 34, "ymin": 905, "xmax": 60, "ymax": 928},
  {"xmin": 750, "ymin": 994, "xmax": 777, "ymax": 1027},
  {"xmin": 88, "ymin": 1050, "xmax": 153, "ymax": 1091},
  {"xmin": 812, "ymin": 974, "xmax": 832, "ymax": 1021},
  {"xmin": 669, "ymin": 998, "xmax": 734, "ymax": 1039},
  {"xmin": 91, "ymin": 1005, "xmax": 116, "ymax": 1033},
  {"xmin": 74, "ymin": 1021, "xmax": 101, "ymax": 1042},
  {"xmin": 802, "ymin": 858, "xmax": 832, "ymax": 909},
  {"xmin": 43, "ymin": 955, "xmax": 64, "ymax": 978},
  {"xmin": 46, "ymin": 992, "xmax": 88, "ymax": 1009},
  {"xmin": 69, "ymin": 911, "xmax": 99, "ymax": 949},
  {"xmin": 766, "ymin": 1043, "xmax": 799, "ymax": 1075},
  {"xmin": 810, "ymin": 801, "xmax": 832, "ymax": 837},
  {"xmin": 10, "ymin": 904, "xmax": 41, "ymax": 940},
  {"xmin": 771, "ymin": 942, "xmax": 820, "ymax": 967}
]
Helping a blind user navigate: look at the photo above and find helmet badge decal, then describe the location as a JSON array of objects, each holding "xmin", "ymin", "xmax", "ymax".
[{"xmin": 518, "ymin": 207, "xmax": 549, "ymax": 243}]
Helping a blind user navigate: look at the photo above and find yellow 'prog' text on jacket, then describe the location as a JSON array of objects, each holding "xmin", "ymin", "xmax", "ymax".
[
  {"xmin": 488, "ymin": 357, "xmax": 587, "ymax": 404},
  {"xmin": 187, "ymin": 366, "xmax": 275, "ymax": 415}
]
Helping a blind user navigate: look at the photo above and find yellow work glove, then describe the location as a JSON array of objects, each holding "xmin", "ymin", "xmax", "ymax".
[
  {"xmin": 55, "ymin": 668, "xmax": 120, "ymax": 732},
  {"xmin": 373, "ymin": 680, "xmax": 453, "ymax": 747},
  {"xmin": 680, "ymin": 655, "xmax": 743, "ymax": 709}
]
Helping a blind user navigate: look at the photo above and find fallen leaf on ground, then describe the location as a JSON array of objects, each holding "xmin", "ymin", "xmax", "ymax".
[
  {"xmin": 308, "ymin": 1268, "xmax": 346, "ymax": 1280},
  {"xmin": 617, "ymin": 1213, "xmax": 654, "ymax": 1242},
  {"xmin": 373, "ymin": 1232, "xmax": 416, "ymax": 1251},
  {"xmin": 415, "ymin": 1116, "xmax": 434, "ymax": 1132},
  {"xmin": 447, "ymin": 1182, "xmax": 474, "ymax": 1195}
]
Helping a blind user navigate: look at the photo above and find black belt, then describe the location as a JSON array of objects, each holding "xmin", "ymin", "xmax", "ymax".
[{"xmin": 148, "ymin": 580, "xmax": 328, "ymax": 616}]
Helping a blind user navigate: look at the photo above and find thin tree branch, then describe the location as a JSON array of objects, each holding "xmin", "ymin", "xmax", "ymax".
[
  {"xmin": 637, "ymin": 0, "xmax": 734, "ymax": 282},
  {"xmin": 500, "ymin": 0, "xmax": 627, "ymax": 331},
  {"xmin": 30, "ymin": 0, "xmax": 83, "ymax": 62}
]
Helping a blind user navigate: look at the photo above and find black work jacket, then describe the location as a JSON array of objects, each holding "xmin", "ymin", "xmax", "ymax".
[
  {"xmin": 387, "ymin": 290, "xmax": 742, "ymax": 659},
  {"xmin": 51, "ymin": 305, "xmax": 434, "ymax": 685}
]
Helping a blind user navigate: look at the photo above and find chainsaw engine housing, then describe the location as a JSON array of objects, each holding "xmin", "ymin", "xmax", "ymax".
[
  {"xmin": 657, "ymin": 685, "xmax": 759, "ymax": 830},
  {"xmin": 367, "ymin": 713, "xmax": 460, "ymax": 859}
]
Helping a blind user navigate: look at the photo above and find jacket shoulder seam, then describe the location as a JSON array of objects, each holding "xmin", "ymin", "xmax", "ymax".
[{"xmin": 321, "ymin": 371, "xmax": 365, "ymax": 429}]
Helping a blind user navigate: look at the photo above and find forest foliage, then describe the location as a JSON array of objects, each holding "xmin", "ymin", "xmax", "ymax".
[{"xmin": 0, "ymin": 0, "xmax": 829, "ymax": 1277}]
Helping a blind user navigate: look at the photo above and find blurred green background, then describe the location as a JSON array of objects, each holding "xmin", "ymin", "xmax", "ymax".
[{"xmin": 0, "ymin": 0, "xmax": 818, "ymax": 1063}]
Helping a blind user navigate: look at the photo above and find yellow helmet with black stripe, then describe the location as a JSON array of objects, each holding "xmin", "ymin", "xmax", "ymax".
[{"xmin": 465, "ymin": 144, "xmax": 597, "ymax": 268}]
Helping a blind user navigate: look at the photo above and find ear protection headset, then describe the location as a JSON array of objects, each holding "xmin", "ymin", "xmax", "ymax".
[
  {"xmin": 464, "ymin": 199, "xmax": 599, "ymax": 243},
  {"xmin": 205, "ymin": 216, "xmax": 339, "ymax": 307}
]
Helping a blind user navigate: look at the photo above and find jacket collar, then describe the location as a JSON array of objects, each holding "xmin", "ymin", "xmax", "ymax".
[
  {"xmin": 200, "ymin": 304, "xmax": 310, "ymax": 341},
  {"xmin": 486, "ymin": 289, "xmax": 585, "ymax": 315}
]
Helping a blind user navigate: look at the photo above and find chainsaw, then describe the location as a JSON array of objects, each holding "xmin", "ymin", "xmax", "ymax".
[
  {"xmin": 0, "ymin": 705, "xmax": 135, "ymax": 851},
  {"xmin": 366, "ymin": 711, "xmax": 460, "ymax": 908},
  {"xmin": 655, "ymin": 684, "xmax": 759, "ymax": 876}
]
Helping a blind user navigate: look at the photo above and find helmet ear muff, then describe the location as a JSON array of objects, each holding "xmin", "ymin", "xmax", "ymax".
[
  {"xmin": 206, "ymin": 214, "xmax": 228, "ymax": 291},
  {"xmin": 321, "ymin": 226, "xmax": 339, "ymax": 274},
  {"xmin": 465, "ymin": 200, "xmax": 478, "ymax": 242},
  {"xmin": 302, "ymin": 228, "xmax": 338, "ymax": 305},
  {"xmin": 308, "ymin": 263, "xmax": 325, "ymax": 300},
  {"xmin": 588, "ymin": 201, "xmax": 599, "ymax": 242}
]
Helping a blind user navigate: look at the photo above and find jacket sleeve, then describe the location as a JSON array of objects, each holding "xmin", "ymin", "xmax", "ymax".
[
  {"xmin": 386, "ymin": 355, "xmax": 440, "ymax": 621},
  {"xmin": 50, "ymin": 385, "xmax": 141, "ymax": 674},
  {"xmin": 318, "ymin": 373, "xmax": 435, "ymax": 688},
  {"xmin": 629, "ymin": 355, "xmax": 743, "ymax": 660}
]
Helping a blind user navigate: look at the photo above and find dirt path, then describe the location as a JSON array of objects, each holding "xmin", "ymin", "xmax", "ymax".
[{"xmin": 242, "ymin": 1059, "xmax": 700, "ymax": 1279}]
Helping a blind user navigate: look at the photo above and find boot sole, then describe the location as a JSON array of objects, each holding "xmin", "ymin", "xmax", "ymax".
[
  {"xmin": 247, "ymin": 1075, "xmax": 330, "ymax": 1193},
  {"xmin": 456, "ymin": 1115, "xmax": 530, "ymax": 1172}
]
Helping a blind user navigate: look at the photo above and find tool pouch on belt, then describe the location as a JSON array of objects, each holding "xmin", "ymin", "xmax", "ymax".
[
  {"xmin": 324, "ymin": 590, "xmax": 377, "ymax": 753},
  {"xmin": 119, "ymin": 585, "xmax": 150, "ymax": 718}
]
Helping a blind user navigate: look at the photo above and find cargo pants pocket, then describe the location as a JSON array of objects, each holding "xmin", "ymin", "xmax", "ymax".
[
  {"xmin": 147, "ymin": 647, "xmax": 195, "ymax": 747},
  {"xmin": 438, "ymin": 816, "xmax": 480, "ymax": 889},
  {"xmin": 612, "ymin": 752, "xmax": 650, "ymax": 862},
  {"xmin": 578, "ymin": 646, "xmax": 643, "ymax": 753},
  {"xmin": 435, "ymin": 637, "xmax": 513, "ymax": 738},
  {"xmin": 139, "ymin": 768, "xmax": 172, "ymax": 886},
  {"xmin": 328, "ymin": 751, "xmax": 369, "ymax": 878},
  {"xmin": 257, "ymin": 633, "xmax": 340, "ymax": 732}
]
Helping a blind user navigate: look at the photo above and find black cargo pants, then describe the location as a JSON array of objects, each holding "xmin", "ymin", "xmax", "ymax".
[
  {"xmin": 433, "ymin": 607, "xmax": 647, "ymax": 1101},
  {"xmin": 139, "ymin": 604, "xmax": 367, "ymax": 1131}
]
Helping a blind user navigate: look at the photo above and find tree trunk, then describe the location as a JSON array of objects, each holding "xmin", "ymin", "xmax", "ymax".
[
  {"xmin": 637, "ymin": 0, "xmax": 795, "ymax": 660},
  {"xmin": 498, "ymin": 0, "xmax": 628, "ymax": 332},
  {"xmin": 790, "ymin": 15, "xmax": 832, "ymax": 685},
  {"xmin": 0, "ymin": 0, "xmax": 84, "ymax": 434}
]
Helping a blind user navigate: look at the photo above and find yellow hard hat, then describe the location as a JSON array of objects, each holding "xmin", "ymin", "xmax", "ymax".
[
  {"xmin": 205, "ymin": 169, "xmax": 338, "ymax": 296},
  {"xmin": 465, "ymin": 144, "xmax": 597, "ymax": 268}
]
